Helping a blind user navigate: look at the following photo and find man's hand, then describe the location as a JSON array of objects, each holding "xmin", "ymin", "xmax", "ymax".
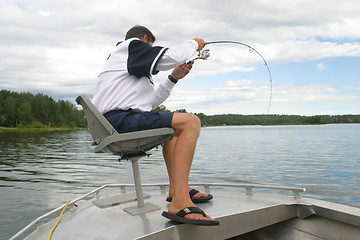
[
  {"xmin": 170, "ymin": 61, "xmax": 194, "ymax": 81},
  {"xmin": 193, "ymin": 38, "xmax": 206, "ymax": 51}
]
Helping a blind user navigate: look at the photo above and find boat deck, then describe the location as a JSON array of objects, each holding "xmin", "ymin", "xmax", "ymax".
[{"xmin": 12, "ymin": 184, "xmax": 360, "ymax": 240}]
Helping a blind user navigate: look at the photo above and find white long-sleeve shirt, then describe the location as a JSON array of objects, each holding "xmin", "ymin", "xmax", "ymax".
[{"xmin": 92, "ymin": 38, "xmax": 198, "ymax": 114}]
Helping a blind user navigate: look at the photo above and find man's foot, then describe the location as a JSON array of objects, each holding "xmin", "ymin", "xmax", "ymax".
[
  {"xmin": 162, "ymin": 206, "xmax": 219, "ymax": 226},
  {"xmin": 165, "ymin": 194, "xmax": 218, "ymax": 225},
  {"xmin": 166, "ymin": 188, "xmax": 213, "ymax": 203}
]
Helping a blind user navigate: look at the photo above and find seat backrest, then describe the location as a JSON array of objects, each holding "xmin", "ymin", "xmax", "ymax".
[{"xmin": 76, "ymin": 94, "xmax": 116, "ymax": 144}]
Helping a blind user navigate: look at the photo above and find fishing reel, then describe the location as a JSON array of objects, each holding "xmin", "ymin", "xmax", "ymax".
[
  {"xmin": 198, "ymin": 49, "xmax": 210, "ymax": 60},
  {"xmin": 188, "ymin": 49, "xmax": 210, "ymax": 63}
]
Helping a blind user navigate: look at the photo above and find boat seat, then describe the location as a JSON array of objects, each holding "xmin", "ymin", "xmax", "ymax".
[
  {"xmin": 76, "ymin": 94, "xmax": 174, "ymax": 215},
  {"xmin": 76, "ymin": 94, "xmax": 174, "ymax": 160}
]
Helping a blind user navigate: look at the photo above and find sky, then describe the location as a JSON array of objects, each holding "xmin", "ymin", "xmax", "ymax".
[{"xmin": 1, "ymin": 0, "xmax": 359, "ymax": 116}]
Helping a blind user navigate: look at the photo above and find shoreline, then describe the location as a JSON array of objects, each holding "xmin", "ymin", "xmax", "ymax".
[{"xmin": 0, "ymin": 127, "xmax": 86, "ymax": 133}]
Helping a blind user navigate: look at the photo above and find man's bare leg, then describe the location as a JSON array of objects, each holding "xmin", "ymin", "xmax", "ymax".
[
  {"xmin": 163, "ymin": 112, "xmax": 215, "ymax": 221},
  {"xmin": 163, "ymin": 137, "xmax": 210, "ymax": 200}
]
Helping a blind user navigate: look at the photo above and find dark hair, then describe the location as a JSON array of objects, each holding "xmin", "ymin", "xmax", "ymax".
[{"xmin": 125, "ymin": 25, "xmax": 156, "ymax": 43}]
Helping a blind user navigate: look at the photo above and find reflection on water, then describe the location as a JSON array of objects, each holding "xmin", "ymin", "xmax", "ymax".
[{"xmin": 1, "ymin": 124, "xmax": 360, "ymax": 239}]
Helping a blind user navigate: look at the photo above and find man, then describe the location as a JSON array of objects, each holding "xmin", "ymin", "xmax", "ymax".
[{"xmin": 92, "ymin": 25, "xmax": 219, "ymax": 226}]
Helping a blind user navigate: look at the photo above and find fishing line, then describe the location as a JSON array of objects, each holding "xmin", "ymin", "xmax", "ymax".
[{"xmin": 192, "ymin": 41, "xmax": 273, "ymax": 115}]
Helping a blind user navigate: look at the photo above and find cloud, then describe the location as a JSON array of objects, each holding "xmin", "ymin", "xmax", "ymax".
[
  {"xmin": 160, "ymin": 82, "xmax": 357, "ymax": 115},
  {"xmin": 1, "ymin": 0, "xmax": 360, "ymax": 114},
  {"xmin": 317, "ymin": 63, "xmax": 326, "ymax": 71},
  {"xmin": 38, "ymin": 10, "xmax": 50, "ymax": 17},
  {"xmin": 224, "ymin": 79, "xmax": 253, "ymax": 88}
]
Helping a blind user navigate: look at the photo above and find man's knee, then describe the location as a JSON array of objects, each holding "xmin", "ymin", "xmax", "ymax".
[
  {"xmin": 172, "ymin": 113, "xmax": 201, "ymax": 131},
  {"xmin": 190, "ymin": 114, "xmax": 201, "ymax": 128},
  {"xmin": 186, "ymin": 114, "xmax": 201, "ymax": 131}
]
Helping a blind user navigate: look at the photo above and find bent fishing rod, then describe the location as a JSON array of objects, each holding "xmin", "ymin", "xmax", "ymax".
[{"xmin": 189, "ymin": 40, "xmax": 273, "ymax": 114}]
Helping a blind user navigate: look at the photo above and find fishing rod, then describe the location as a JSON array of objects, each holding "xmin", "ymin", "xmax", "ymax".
[{"xmin": 190, "ymin": 40, "xmax": 273, "ymax": 114}]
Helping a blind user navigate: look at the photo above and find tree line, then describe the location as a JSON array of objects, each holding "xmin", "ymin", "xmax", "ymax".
[
  {"xmin": 201, "ymin": 114, "xmax": 360, "ymax": 126},
  {"xmin": 1, "ymin": 90, "xmax": 359, "ymax": 129},
  {"xmin": 0, "ymin": 90, "xmax": 86, "ymax": 128},
  {"xmin": 153, "ymin": 105, "xmax": 360, "ymax": 126}
]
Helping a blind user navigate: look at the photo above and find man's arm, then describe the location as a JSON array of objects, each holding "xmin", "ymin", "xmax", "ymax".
[
  {"xmin": 151, "ymin": 62, "xmax": 194, "ymax": 110},
  {"xmin": 156, "ymin": 38, "xmax": 206, "ymax": 71}
]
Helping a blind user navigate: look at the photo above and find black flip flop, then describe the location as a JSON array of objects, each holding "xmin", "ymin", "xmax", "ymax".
[
  {"xmin": 162, "ymin": 207, "xmax": 220, "ymax": 226},
  {"xmin": 166, "ymin": 189, "xmax": 213, "ymax": 203}
]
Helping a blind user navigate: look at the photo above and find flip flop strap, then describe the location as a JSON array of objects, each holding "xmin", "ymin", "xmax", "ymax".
[
  {"xmin": 176, "ymin": 207, "xmax": 206, "ymax": 218},
  {"xmin": 189, "ymin": 189, "xmax": 199, "ymax": 198}
]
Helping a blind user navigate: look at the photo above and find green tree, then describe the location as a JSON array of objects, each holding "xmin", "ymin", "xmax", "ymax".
[
  {"xmin": 17, "ymin": 101, "xmax": 33, "ymax": 125},
  {"xmin": 304, "ymin": 115, "xmax": 322, "ymax": 124},
  {"xmin": 4, "ymin": 96, "xmax": 17, "ymax": 127},
  {"xmin": 0, "ymin": 90, "xmax": 87, "ymax": 128},
  {"xmin": 152, "ymin": 105, "xmax": 170, "ymax": 112},
  {"xmin": 175, "ymin": 109, "xmax": 187, "ymax": 113},
  {"xmin": 31, "ymin": 93, "xmax": 49, "ymax": 122}
]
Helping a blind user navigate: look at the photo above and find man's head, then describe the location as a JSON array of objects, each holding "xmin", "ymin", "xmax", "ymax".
[{"xmin": 125, "ymin": 25, "xmax": 156, "ymax": 45}]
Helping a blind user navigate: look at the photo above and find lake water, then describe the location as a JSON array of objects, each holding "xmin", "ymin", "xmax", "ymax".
[{"xmin": 1, "ymin": 124, "xmax": 360, "ymax": 239}]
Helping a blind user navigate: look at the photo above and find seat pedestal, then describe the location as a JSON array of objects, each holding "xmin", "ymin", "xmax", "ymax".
[
  {"xmin": 123, "ymin": 158, "xmax": 161, "ymax": 215},
  {"xmin": 124, "ymin": 203, "xmax": 161, "ymax": 215}
]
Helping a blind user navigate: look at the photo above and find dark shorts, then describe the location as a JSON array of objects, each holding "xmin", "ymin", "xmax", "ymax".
[{"xmin": 103, "ymin": 109, "xmax": 174, "ymax": 134}]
